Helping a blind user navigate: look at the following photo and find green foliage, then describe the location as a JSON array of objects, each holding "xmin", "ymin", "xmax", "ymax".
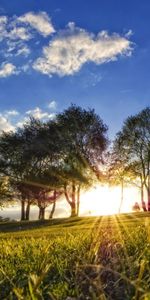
[
  {"xmin": 0, "ymin": 176, "xmax": 12, "ymax": 207},
  {"xmin": 0, "ymin": 214, "xmax": 150, "ymax": 299},
  {"xmin": 0, "ymin": 105, "xmax": 108, "ymax": 219},
  {"xmin": 112, "ymin": 107, "xmax": 150, "ymax": 210}
]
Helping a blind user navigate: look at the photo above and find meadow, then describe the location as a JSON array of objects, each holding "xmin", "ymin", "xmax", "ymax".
[{"xmin": 0, "ymin": 213, "xmax": 150, "ymax": 300}]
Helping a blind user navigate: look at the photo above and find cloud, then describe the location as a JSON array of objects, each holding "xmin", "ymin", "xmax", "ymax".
[
  {"xmin": 33, "ymin": 23, "xmax": 133, "ymax": 77},
  {"xmin": 5, "ymin": 110, "xmax": 19, "ymax": 116},
  {"xmin": 3, "ymin": 40, "xmax": 31, "ymax": 58},
  {"xmin": 48, "ymin": 100, "xmax": 57, "ymax": 109},
  {"xmin": 15, "ymin": 44, "xmax": 30, "ymax": 56},
  {"xmin": 8, "ymin": 26, "xmax": 32, "ymax": 41},
  {"xmin": 0, "ymin": 103, "xmax": 56, "ymax": 133},
  {"xmin": 18, "ymin": 12, "xmax": 55, "ymax": 37},
  {"xmin": 0, "ymin": 11, "xmax": 55, "ymax": 60},
  {"xmin": 0, "ymin": 62, "xmax": 17, "ymax": 78},
  {"xmin": 0, "ymin": 115, "xmax": 15, "ymax": 132},
  {"xmin": 25, "ymin": 107, "xmax": 56, "ymax": 120},
  {"xmin": 0, "ymin": 16, "xmax": 7, "ymax": 41}
]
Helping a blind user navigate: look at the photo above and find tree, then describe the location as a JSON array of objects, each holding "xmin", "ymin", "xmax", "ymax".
[
  {"xmin": 54, "ymin": 105, "xmax": 108, "ymax": 216},
  {"xmin": 0, "ymin": 105, "xmax": 108, "ymax": 219},
  {"xmin": 0, "ymin": 118, "xmax": 46, "ymax": 220},
  {"xmin": 108, "ymin": 153, "xmax": 127, "ymax": 213},
  {"xmin": 132, "ymin": 202, "xmax": 140, "ymax": 212},
  {"xmin": 113, "ymin": 107, "xmax": 150, "ymax": 210},
  {"xmin": 124, "ymin": 161, "xmax": 147, "ymax": 211}
]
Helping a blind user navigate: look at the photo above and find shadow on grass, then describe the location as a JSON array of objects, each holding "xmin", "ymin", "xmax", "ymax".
[{"xmin": 0, "ymin": 212, "xmax": 149, "ymax": 233}]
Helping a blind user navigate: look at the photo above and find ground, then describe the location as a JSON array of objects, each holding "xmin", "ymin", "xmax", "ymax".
[{"xmin": 0, "ymin": 213, "xmax": 150, "ymax": 299}]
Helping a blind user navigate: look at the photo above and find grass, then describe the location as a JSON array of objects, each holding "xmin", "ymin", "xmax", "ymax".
[{"xmin": 0, "ymin": 212, "xmax": 150, "ymax": 299}]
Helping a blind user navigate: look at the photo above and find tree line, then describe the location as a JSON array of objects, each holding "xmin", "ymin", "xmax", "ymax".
[{"xmin": 0, "ymin": 105, "xmax": 149, "ymax": 220}]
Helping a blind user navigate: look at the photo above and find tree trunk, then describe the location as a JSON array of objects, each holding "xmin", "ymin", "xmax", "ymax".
[
  {"xmin": 64, "ymin": 184, "xmax": 77, "ymax": 217},
  {"xmin": 49, "ymin": 191, "xmax": 56, "ymax": 219},
  {"xmin": 38, "ymin": 207, "xmax": 41, "ymax": 220},
  {"xmin": 147, "ymin": 188, "xmax": 150, "ymax": 211},
  {"xmin": 39, "ymin": 207, "xmax": 45, "ymax": 220},
  {"xmin": 141, "ymin": 181, "xmax": 147, "ymax": 211},
  {"xmin": 70, "ymin": 183, "xmax": 77, "ymax": 217},
  {"xmin": 119, "ymin": 179, "xmax": 124, "ymax": 213},
  {"xmin": 76, "ymin": 185, "xmax": 80, "ymax": 216},
  {"xmin": 21, "ymin": 198, "xmax": 25, "ymax": 221},
  {"xmin": 25, "ymin": 200, "xmax": 31, "ymax": 220},
  {"xmin": 49, "ymin": 201, "xmax": 56, "ymax": 219}
]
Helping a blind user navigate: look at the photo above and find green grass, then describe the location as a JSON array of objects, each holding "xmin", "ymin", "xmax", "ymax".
[{"xmin": 0, "ymin": 213, "xmax": 150, "ymax": 299}]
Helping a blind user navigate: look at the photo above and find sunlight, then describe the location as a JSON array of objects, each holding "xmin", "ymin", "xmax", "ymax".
[{"xmin": 80, "ymin": 185, "xmax": 140, "ymax": 216}]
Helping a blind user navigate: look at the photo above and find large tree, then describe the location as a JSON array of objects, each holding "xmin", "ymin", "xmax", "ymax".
[
  {"xmin": 0, "ymin": 118, "xmax": 47, "ymax": 220},
  {"xmin": 113, "ymin": 107, "xmax": 150, "ymax": 210},
  {"xmin": 0, "ymin": 105, "xmax": 108, "ymax": 219},
  {"xmin": 53, "ymin": 105, "xmax": 108, "ymax": 216}
]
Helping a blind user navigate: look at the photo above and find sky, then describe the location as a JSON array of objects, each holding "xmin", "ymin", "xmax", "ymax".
[{"xmin": 0, "ymin": 0, "xmax": 150, "ymax": 138}]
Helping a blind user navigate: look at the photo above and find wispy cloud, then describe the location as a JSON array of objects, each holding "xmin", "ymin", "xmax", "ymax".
[
  {"xmin": 17, "ymin": 12, "xmax": 55, "ymax": 37},
  {"xmin": 0, "ymin": 62, "xmax": 17, "ymax": 78},
  {"xmin": 33, "ymin": 22, "xmax": 133, "ymax": 77},
  {"xmin": 15, "ymin": 44, "xmax": 30, "ymax": 56},
  {"xmin": 0, "ymin": 16, "xmax": 7, "ymax": 41},
  {"xmin": 0, "ymin": 11, "xmax": 55, "ymax": 62},
  {"xmin": 5, "ymin": 110, "xmax": 19, "ymax": 116},
  {"xmin": 48, "ymin": 100, "xmax": 57, "ymax": 109}
]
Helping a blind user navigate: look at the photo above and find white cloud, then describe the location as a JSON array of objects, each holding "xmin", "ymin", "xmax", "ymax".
[
  {"xmin": 26, "ymin": 107, "xmax": 49, "ymax": 119},
  {"xmin": 48, "ymin": 113, "xmax": 56, "ymax": 120},
  {"xmin": 0, "ymin": 11, "xmax": 55, "ymax": 60},
  {"xmin": 0, "ymin": 17, "xmax": 31, "ymax": 42},
  {"xmin": 0, "ymin": 16, "xmax": 7, "ymax": 41},
  {"xmin": 125, "ymin": 29, "xmax": 133, "ymax": 38},
  {"xmin": 25, "ymin": 107, "xmax": 56, "ymax": 120},
  {"xmin": 8, "ymin": 26, "xmax": 31, "ymax": 41},
  {"xmin": 5, "ymin": 110, "xmax": 19, "ymax": 116},
  {"xmin": 4, "ymin": 40, "xmax": 30, "ymax": 58},
  {"xmin": 48, "ymin": 100, "xmax": 57, "ymax": 109},
  {"xmin": 0, "ymin": 115, "xmax": 15, "ymax": 132},
  {"xmin": 16, "ymin": 117, "xmax": 28, "ymax": 128},
  {"xmin": 15, "ymin": 44, "xmax": 30, "ymax": 56},
  {"xmin": 18, "ymin": 12, "xmax": 55, "ymax": 37},
  {"xmin": 0, "ymin": 104, "xmax": 56, "ymax": 133},
  {"xmin": 33, "ymin": 23, "xmax": 133, "ymax": 76},
  {"xmin": 0, "ymin": 62, "xmax": 17, "ymax": 78}
]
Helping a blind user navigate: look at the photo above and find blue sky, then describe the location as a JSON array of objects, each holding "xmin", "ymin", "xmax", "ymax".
[{"xmin": 0, "ymin": 0, "xmax": 150, "ymax": 138}]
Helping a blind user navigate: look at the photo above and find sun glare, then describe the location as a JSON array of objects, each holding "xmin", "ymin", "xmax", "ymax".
[{"xmin": 80, "ymin": 185, "xmax": 140, "ymax": 216}]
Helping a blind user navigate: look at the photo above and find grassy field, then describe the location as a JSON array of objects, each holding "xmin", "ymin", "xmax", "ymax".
[{"xmin": 0, "ymin": 213, "xmax": 150, "ymax": 300}]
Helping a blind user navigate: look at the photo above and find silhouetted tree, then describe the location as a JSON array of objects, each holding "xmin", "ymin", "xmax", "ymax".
[
  {"xmin": 113, "ymin": 107, "xmax": 150, "ymax": 210},
  {"xmin": 54, "ymin": 105, "xmax": 108, "ymax": 216}
]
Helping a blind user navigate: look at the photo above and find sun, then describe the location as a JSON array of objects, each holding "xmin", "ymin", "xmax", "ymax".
[{"xmin": 80, "ymin": 184, "xmax": 140, "ymax": 216}]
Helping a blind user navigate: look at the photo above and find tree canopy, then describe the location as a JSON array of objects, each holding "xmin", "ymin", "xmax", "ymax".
[{"xmin": 0, "ymin": 105, "xmax": 108, "ymax": 219}]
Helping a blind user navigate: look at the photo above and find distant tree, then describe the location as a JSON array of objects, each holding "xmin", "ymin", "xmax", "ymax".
[
  {"xmin": 132, "ymin": 202, "xmax": 140, "ymax": 212},
  {"xmin": 113, "ymin": 107, "xmax": 150, "ymax": 210}
]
